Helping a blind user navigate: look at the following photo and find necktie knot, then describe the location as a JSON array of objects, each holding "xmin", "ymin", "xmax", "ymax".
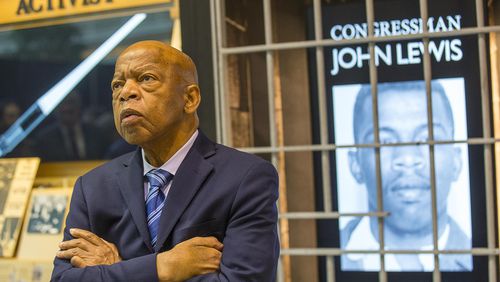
[{"xmin": 145, "ymin": 169, "xmax": 173, "ymax": 190}]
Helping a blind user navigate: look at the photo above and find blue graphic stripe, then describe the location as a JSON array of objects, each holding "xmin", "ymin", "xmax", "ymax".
[
  {"xmin": 147, "ymin": 201, "xmax": 165, "ymax": 222},
  {"xmin": 151, "ymin": 171, "xmax": 168, "ymax": 184},
  {"xmin": 146, "ymin": 189, "xmax": 160, "ymax": 206}
]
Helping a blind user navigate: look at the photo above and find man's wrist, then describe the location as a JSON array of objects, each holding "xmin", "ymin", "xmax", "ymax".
[{"xmin": 156, "ymin": 251, "xmax": 175, "ymax": 282}]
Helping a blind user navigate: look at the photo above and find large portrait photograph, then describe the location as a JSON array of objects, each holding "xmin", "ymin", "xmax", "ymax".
[{"xmin": 332, "ymin": 78, "xmax": 472, "ymax": 272}]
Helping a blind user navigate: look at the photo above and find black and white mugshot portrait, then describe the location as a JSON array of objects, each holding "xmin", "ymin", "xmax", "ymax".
[{"xmin": 332, "ymin": 78, "xmax": 472, "ymax": 272}]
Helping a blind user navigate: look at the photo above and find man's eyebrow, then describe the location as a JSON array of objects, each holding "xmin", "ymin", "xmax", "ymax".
[
  {"xmin": 112, "ymin": 73, "xmax": 123, "ymax": 81},
  {"xmin": 112, "ymin": 64, "xmax": 164, "ymax": 81},
  {"xmin": 415, "ymin": 123, "xmax": 451, "ymax": 136},
  {"xmin": 359, "ymin": 127, "xmax": 402, "ymax": 143},
  {"xmin": 376, "ymin": 127, "xmax": 399, "ymax": 138}
]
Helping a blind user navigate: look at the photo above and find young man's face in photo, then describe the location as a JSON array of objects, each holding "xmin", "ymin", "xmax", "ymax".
[{"xmin": 349, "ymin": 88, "xmax": 462, "ymax": 234}]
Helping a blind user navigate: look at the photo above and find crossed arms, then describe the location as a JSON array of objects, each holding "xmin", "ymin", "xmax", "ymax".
[{"xmin": 56, "ymin": 228, "xmax": 223, "ymax": 281}]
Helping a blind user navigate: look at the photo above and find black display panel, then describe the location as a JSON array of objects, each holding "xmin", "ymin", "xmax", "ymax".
[{"xmin": 308, "ymin": 1, "xmax": 492, "ymax": 281}]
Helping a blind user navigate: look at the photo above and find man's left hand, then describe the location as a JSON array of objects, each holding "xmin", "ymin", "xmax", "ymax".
[{"xmin": 56, "ymin": 228, "xmax": 122, "ymax": 268}]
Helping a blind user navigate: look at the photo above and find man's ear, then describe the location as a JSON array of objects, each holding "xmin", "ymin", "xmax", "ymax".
[
  {"xmin": 184, "ymin": 84, "xmax": 201, "ymax": 114},
  {"xmin": 348, "ymin": 149, "xmax": 364, "ymax": 184},
  {"xmin": 451, "ymin": 146, "xmax": 463, "ymax": 181}
]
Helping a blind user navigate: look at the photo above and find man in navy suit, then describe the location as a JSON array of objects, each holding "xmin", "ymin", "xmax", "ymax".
[{"xmin": 51, "ymin": 40, "xmax": 280, "ymax": 281}]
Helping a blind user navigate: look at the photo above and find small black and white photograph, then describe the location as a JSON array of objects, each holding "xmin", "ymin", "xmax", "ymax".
[
  {"xmin": 0, "ymin": 217, "xmax": 19, "ymax": 256},
  {"xmin": 0, "ymin": 160, "xmax": 17, "ymax": 214},
  {"xmin": 332, "ymin": 78, "xmax": 472, "ymax": 272},
  {"xmin": 27, "ymin": 194, "xmax": 67, "ymax": 235}
]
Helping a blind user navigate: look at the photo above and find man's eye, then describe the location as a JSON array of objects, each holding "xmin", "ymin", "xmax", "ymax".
[
  {"xmin": 140, "ymin": 75, "xmax": 154, "ymax": 82},
  {"xmin": 112, "ymin": 82, "xmax": 123, "ymax": 90}
]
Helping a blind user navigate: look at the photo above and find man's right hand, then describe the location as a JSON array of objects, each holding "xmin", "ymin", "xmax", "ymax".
[{"xmin": 157, "ymin": 236, "xmax": 223, "ymax": 282}]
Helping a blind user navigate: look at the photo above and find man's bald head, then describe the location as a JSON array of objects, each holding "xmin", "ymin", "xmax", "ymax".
[{"xmin": 118, "ymin": 40, "xmax": 198, "ymax": 86}]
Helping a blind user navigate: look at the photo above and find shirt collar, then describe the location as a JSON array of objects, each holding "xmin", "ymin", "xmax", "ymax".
[
  {"xmin": 142, "ymin": 130, "xmax": 199, "ymax": 176},
  {"xmin": 344, "ymin": 216, "xmax": 450, "ymax": 271}
]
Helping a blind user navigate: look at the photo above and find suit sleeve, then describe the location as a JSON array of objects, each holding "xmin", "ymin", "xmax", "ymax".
[
  {"xmin": 189, "ymin": 161, "xmax": 280, "ymax": 282},
  {"xmin": 51, "ymin": 177, "xmax": 159, "ymax": 282}
]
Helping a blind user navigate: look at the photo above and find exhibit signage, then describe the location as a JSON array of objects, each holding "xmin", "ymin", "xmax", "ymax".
[
  {"xmin": 0, "ymin": 0, "xmax": 172, "ymax": 25},
  {"xmin": 329, "ymin": 15, "xmax": 463, "ymax": 76}
]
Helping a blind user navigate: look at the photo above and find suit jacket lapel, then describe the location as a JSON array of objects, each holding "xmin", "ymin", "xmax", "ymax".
[
  {"xmin": 116, "ymin": 149, "xmax": 154, "ymax": 251},
  {"xmin": 154, "ymin": 132, "xmax": 215, "ymax": 252}
]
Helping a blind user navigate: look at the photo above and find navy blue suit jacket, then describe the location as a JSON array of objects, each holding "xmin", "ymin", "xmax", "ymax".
[{"xmin": 51, "ymin": 131, "xmax": 280, "ymax": 281}]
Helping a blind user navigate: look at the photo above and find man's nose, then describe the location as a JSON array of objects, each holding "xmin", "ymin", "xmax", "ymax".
[
  {"xmin": 119, "ymin": 80, "xmax": 140, "ymax": 102},
  {"xmin": 391, "ymin": 146, "xmax": 425, "ymax": 171}
]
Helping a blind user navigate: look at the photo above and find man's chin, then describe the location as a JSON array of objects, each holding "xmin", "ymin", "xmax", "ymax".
[
  {"xmin": 385, "ymin": 216, "xmax": 433, "ymax": 234},
  {"xmin": 119, "ymin": 129, "xmax": 149, "ymax": 146}
]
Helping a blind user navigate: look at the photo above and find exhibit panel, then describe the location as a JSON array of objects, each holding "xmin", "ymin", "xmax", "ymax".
[{"xmin": 0, "ymin": 161, "xmax": 101, "ymax": 281}]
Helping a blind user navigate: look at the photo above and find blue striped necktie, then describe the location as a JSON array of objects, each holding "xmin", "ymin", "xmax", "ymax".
[{"xmin": 145, "ymin": 169, "xmax": 173, "ymax": 248}]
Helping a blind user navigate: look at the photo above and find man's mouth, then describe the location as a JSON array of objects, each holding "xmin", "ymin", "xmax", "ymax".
[
  {"xmin": 393, "ymin": 188, "xmax": 428, "ymax": 202},
  {"xmin": 391, "ymin": 185, "xmax": 430, "ymax": 192},
  {"xmin": 388, "ymin": 180, "xmax": 430, "ymax": 203},
  {"xmin": 120, "ymin": 109, "xmax": 143, "ymax": 123}
]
